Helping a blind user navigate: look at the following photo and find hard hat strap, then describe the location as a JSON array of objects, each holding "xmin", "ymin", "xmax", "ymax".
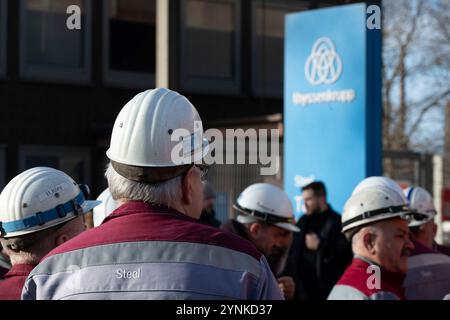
[
  {"xmin": 342, "ymin": 204, "xmax": 412, "ymax": 229},
  {"xmin": 0, "ymin": 191, "xmax": 85, "ymax": 236},
  {"xmin": 233, "ymin": 203, "xmax": 294, "ymax": 224},
  {"xmin": 111, "ymin": 161, "xmax": 192, "ymax": 183}
]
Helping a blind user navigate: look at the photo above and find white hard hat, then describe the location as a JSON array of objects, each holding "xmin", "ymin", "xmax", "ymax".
[
  {"xmin": 93, "ymin": 188, "xmax": 117, "ymax": 227},
  {"xmin": 0, "ymin": 167, "xmax": 101, "ymax": 238},
  {"xmin": 352, "ymin": 176, "xmax": 403, "ymax": 196},
  {"xmin": 404, "ymin": 186, "xmax": 437, "ymax": 227},
  {"xmin": 234, "ymin": 183, "xmax": 299, "ymax": 232},
  {"xmin": 106, "ymin": 88, "xmax": 209, "ymax": 183},
  {"xmin": 342, "ymin": 176, "xmax": 423, "ymax": 233}
]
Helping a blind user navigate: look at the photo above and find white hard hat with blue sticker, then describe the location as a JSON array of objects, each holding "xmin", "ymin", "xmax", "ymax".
[{"xmin": 0, "ymin": 167, "xmax": 101, "ymax": 238}]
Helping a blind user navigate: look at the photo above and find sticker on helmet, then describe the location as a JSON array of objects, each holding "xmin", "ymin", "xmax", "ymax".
[{"xmin": 38, "ymin": 182, "xmax": 70, "ymax": 202}]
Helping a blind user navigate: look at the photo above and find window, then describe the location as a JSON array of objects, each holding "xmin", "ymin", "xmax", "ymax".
[
  {"xmin": 103, "ymin": 0, "xmax": 156, "ymax": 88},
  {"xmin": 180, "ymin": 0, "xmax": 241, "ymax": 94},
  {"xmin": 19, "ymin": 0, "xmax": 92, "ymax": 83},
  {"xmin": 19, "ymin": 145, "xmax": 91, "ymax": 185},
  {"xmin": 0, "ymin": 0, "xmax": 6, "ymax": 77},
  {"xmin": 252, "ymin": 1, "xmax": 307, "ymax": 97}
]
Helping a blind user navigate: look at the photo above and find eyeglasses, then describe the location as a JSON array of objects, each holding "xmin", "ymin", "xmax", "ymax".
[
  {"xmin": 194, "ymin": 164, "xmax": 209, "ymax": 181},
  {"xmin": 181, "ymin": 164, "xmax": 210, "ymax": 182}
]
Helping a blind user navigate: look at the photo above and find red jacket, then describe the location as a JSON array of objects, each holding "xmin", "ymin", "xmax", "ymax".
[
  {"xmin": 0, "ymin": 264, "xmax": 35, "ymax": 300},
  {"xmin": 433, "ymin": 242, "xmax": 450, "ymax": 256},
  {"xmin": 328, "ymin": 257, "xmax": 406, "ymax": 300}
]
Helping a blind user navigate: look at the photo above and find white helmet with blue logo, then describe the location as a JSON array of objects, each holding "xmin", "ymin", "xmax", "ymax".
[{"xmin": 0, "ymin": 167, "xmax": 101, "ymax": 238}]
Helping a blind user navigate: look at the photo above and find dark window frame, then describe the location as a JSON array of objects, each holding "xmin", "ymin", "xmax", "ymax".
[
  {"xmin": 19, "ymin": 145, "xmax": 92, "ymax": 186},
  {"xmin": 19, "ymin": 0, "xmax": 92, "ymax": 84},
  {"xmin": 251, "ymin": 0, "xmax": 308, "ymax": 98},
  {"xmin": 102, "ymin": 0, "xmax": 156, "ymax": 89},
  {"xmin": 179, "ymin": 0, "xmax": 242, "ymax": 95}
]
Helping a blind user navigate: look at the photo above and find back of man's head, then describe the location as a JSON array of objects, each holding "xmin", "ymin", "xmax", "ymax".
[
  {"xmin": 0, "ymin": 167, "xmax": 99, "ymax": 265},
  {"xmin": 105, "ymin": 163, "xmax": 183, "ymax": 208},
  {"xmin": 105, "ymin": 88, "xmax": 209, "ymax": 219},
  {"xmin": 0, "ymin": 216, "xmax": 85, "ymax": 265}
]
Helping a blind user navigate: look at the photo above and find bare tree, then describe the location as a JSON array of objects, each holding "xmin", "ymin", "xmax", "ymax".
[{"xmin": 382, "ymin": 0, "xmax": 450, "ymax": 153}]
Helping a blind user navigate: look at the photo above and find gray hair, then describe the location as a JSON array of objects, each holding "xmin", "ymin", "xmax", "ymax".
[{"xmin": 105, "ymin": 163, "xmax": 183, "ymax": 207}]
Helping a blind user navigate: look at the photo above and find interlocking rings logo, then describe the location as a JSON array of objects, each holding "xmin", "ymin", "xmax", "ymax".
[{"xmin": 304, "ymin": 37, "xmax": 342, "ymax": 85}]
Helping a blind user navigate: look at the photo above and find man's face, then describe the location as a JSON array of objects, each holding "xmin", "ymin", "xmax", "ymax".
[
  {"xmin": 252, "ymin": 224, "xmax": 293, "ymax": 270},
  {"xmin": 202, "ymin": 197, "xmax": 215, "ymax": 213},
  {"xmin": 302, "ymin": 189, "xmax": 322, "ymax": 215},
  {"xmin": 419, "ymin": 220, "xmax": 437, "ymax": 248},
  {"xmin": 372, "ymin": 218, "xmax": 414, "ymax": 274}
]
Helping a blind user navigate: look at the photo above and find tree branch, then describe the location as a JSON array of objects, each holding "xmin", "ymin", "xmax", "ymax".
[{"xmin": 407, "ymin": 89, "xmax": 450, "ymax": 137}]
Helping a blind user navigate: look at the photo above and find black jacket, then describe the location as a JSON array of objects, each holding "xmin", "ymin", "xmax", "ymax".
[
  {"xmin": 199, "ymin": 209, "xmax": 221, "ymax": 228},
  {"xmin": 284, "ymin": 206, "xmax": 352, "ymax": 300}
]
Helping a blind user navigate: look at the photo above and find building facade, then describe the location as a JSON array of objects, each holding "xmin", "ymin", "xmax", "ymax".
[{"xmin": 0, "ymin": 0, "xmax": 362, "ymax": 220}]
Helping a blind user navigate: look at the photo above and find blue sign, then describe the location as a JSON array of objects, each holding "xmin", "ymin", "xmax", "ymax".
[{"xmin": 284, "ymin": 3, "xmax": 382, "ymax": 219}]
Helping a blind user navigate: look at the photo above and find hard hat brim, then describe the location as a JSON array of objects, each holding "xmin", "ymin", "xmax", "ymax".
[
  {"xmin": 274, "ymin": 222, "xmax": 300, "ymax": 232},
  {"xmin": 342, "ymin": 211, "xmax": 419, "ymax": 233},
  {"xmin": 408, "ymin": 211, "xmax": 436, "ymax": 227},
  {"xmin": 81, "ymin": 200, "xmax": 102, "ymax": 214}
]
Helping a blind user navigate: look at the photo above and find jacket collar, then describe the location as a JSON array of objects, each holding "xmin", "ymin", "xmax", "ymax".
[
  {"xmin": 5, "ymin": 264, "xmax": 36, "ymax": 278},
  {"xmin": 102, "ymin": 201, "xmax": 193, "ymax": 224},
  {"xmin": 353, "ymin": 255, "xmax": 406, "ymax": 291}
]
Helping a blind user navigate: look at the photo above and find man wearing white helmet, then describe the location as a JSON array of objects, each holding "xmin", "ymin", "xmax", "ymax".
[
  {"xmin": 221, "ymin": 183, "xmax": 299, "ymax": 299},
  {"xmin": 403, "ymin": 186, "xmax": 450, "ymax": 256},
  {"xmin": 403, "ymin": 186, "xmax": 450, "ymax": 300},
  {"xmin": 0, "ymin": 167, "xmax": 100, "ymax": 299},
  {"xmin": 22, "ymin": 88, "xmax": 282, "ymax": 300},
  {"xmin": 328, "ymin": 176, "xmax": 422, "ymax": 300}
]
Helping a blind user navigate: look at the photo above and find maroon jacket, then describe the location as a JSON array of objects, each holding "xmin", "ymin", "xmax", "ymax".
[
  {"xmin": 0, "ymin": 264, "xmax": 35, "ymax": 300},
  {"xmin": 21, "ymin": 202, "xmax": 283, "ymax": 300},
  {"xmin": 433, "ymin": 242, "xmax": 450, "ymax": 256},
  {"xmin": 404, "ymin": 240, "xmax": 450, "ymax": 299}
]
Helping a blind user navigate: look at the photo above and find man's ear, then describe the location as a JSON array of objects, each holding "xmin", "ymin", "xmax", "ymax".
[
  {"xmin": 363, "ymin": 231, "xmax": 376, "ymax": 254},
  {"xmin": 249, "ymin": 222, "xmax": 262, "ymax": 237},
  {"xmin": 181, "ymin": 167, "xmax": 195, "ymax": 205},
  {"xmin": 55, "ymin": 233, "xmax": 69, "ymax": 247}
]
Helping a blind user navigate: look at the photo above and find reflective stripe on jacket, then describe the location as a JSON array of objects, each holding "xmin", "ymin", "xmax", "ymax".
[{"xmin": 404, "ymin": 240, "xmax": 450, "ymax": 300}]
